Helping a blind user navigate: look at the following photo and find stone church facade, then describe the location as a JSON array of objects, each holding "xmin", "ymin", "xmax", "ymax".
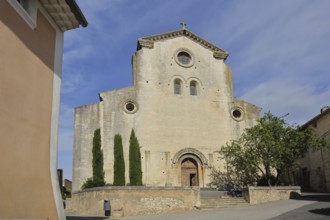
[{"xmin": 73, "ymin": 26, "xmax": 260, "ymax": 191}]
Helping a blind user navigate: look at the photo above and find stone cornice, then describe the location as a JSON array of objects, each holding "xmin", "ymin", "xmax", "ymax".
[
  {"xmin": 138, "ymin": 39, "xmax": 154, "ymax": 49},
  {"xmin": 213, "ymin": 50, "xmax": 228, "ymax": 60},
  {"xmin": 137, "ymin": 29, "xmax": 229, "ymax": 60}
]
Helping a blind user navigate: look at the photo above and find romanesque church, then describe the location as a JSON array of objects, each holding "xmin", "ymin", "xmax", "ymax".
[{"xmin": 72, "ymin": 25, "xmax": 260, "ymax": 191}]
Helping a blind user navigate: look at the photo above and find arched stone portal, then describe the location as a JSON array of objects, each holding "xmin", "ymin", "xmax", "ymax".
[
  {"xmin": 173, "ymin": 148, "xmax": 208, "ymax": 187},
  {"xmin": 181, "ymin": 158, "xmax": 199, "ymax": 186}
]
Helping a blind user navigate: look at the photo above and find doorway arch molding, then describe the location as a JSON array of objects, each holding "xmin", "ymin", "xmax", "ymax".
[{"xmin": 172, "ymin": 148, "xmax": 208, "ymax": 167}]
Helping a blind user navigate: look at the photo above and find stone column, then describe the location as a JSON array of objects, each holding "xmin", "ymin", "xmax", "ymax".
[
  {"xmin": 165, "ymin": 152, "xmax": 172, "ymax": 186},
  {"xmin": 208, "ymin": 153, "xmax": 214, "ymax": 168}
]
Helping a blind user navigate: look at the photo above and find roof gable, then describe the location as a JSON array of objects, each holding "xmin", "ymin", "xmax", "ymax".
[
  {"xmin": 137, "ymin": 28, "xmax": 229, "ymax": 60},
  {"xmin": 302, "ymin": 107, "xmax": 330, "ymax": 129}
]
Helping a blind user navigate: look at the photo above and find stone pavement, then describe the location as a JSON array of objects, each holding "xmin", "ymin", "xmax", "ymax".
[{"xmin": 67, "ymin": 193, "xmax": 330, "ymax": 220}]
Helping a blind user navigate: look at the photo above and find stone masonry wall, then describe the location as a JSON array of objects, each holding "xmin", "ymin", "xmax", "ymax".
[
  {"xmin": 73, "ymin": 103, "xmax": 101, "ymax": 191},
  {"xmin": 70, "ymin": 186, "xmax": 200, "ymax": 217},
  {"xmin": 316, "ymin": 111, "xmax": 330, "ymax": 191},
  {"xmin": 245, "ymin": 186, "xmax": 301, "ymax": 205}
]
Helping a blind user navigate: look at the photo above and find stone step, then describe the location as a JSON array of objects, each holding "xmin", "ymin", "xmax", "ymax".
[{"xmin": 199, "ymin": 197, "xmax": 249, "ymax": 209}]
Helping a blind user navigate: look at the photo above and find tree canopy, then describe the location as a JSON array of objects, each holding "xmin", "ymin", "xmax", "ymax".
[{"xmin": 218, "ymin": 112, "xmax": 327, "ymax": 186}]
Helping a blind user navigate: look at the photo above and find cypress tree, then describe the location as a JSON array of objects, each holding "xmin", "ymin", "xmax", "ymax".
[
  {"xmin": 129, "ymin": 129, "xmax": 142, "ymax": 185},
  {"xmin": 113, "ymin": 134, "xmax": 125, "ymax": 186},
  {"xmin": 92, "ymin": 128, "xmax": 105, "ymax": 186}
]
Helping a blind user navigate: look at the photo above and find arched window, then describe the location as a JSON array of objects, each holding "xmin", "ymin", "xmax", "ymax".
[
  {"xmin": 190, "ymin": 81, "xmax": 197, "ymax": 96},
  {"xmin": 174, "ymin": 79, "xmax": 182, "ymax": 95}
]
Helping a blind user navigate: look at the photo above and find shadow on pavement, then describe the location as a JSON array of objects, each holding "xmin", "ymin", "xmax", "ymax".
[
  {"xmin": 290, "ymin": 192, "xmax": 330, "ymax": 202},
  {"xmin": 309, "ymin": 208, "xmax": 330, "ymax": 216},
  {"xmin": 298, "ymin": 193, "xmax": 330, "ymax": 217}
]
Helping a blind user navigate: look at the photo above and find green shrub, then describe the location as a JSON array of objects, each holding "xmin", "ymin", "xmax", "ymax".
[
  {"xmin": 81, "ymin": 128, "xmax": 106, "ymax": 189},
  {"xmin": 92, "ymin": 129, "xmax": 105, "ymax": 186},
  {"xmin": 129, "ymin": 129, "xmax": 142, "ymax": 186},
  {"xmin": 81, "ymin": 177, "xmax": 95, "ymax": 189},
  {"xmin": 113, "ymin": 134, "xmax": 125, "ymax": 186}
]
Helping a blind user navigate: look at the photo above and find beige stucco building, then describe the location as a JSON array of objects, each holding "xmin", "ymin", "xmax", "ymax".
[
  {"xmin": 0, "ymin": 0, "xmax": 86, "ymax": 219},
  {"xmin": 73, "ymin": 26, "xmax": 260, "ymax": 191},
  {"xmin": 295, "ymin": 107, "xmax": 330, "ymax": 192}
]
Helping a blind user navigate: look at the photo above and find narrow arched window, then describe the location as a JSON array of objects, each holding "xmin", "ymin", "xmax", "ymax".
[
  {"xmin": 174, "ymin": 79, "xmax": 182, "ymax": 95},
  {"xmin": 190, "ymin": 81, "xmax": 197, "ymax": 96}
]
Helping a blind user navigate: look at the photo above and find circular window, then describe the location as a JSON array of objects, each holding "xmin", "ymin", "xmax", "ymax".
[
  {"xmin": 233, "ymin": 109, "xmax": 241, "ymax": 118},
  {"xmin": 231, "ymin": 107, "xmax": 244, "ymax": 121},
  {"xmin": 126, "ymin": 103, "xmax": 135, "ymax": 112},
  {"xmin": 177, "ymin": 52, "xmax": 191, "ymax": 65},
  {"xmin": 123, "ymin": 101, "xmax": 138, "ymax": 114},
  {"xmin": 174, "ymin": 49, "xmax": 194, "ymax": 68}
]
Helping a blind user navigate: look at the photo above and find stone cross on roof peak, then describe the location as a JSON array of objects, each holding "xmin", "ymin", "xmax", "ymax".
[{"xmin": 180, "ymin": 21, "xmax": 187, "ymax": 29}]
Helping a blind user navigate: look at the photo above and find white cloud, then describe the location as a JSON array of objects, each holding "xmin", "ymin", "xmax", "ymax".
[
  {"xmin": 61, "ymin": 71, "xmax": 86, "ymax": 94},
  {"xmin": 59, "ymin": 104, "xmax": 74, "ymax": 127},
  {"xmin": 204, "ymin": 0, "xmax": 330, "ymax": 79},
  {"xmin": 60, "ymin": 103, "xmax": 74, "ymax": 116},
  {"xmin": 198, "ymin": 0, "xmax": 330, "ymax": 124},
  {"xmin": 63, "ymin": 45, "xmax": 94, "ymax": 65},
  {"xmin": 242, "ymin": 77, "xmax": 330, "ymax": 125}
]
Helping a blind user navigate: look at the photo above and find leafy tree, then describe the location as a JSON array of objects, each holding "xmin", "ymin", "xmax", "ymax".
[
  {"xmin": 113, "ymin": 134, "xmax": 125, "ymax": 186},
  {"xmin": 81, "ymin": 128, "xmax": 105, "ymax": 189},
  {"xmin": 210, "ymin": 163, "xmax": 258, "ymax": 190},
  {"xmin": 218, "ymin": 112, "xmax": 327, "ymax": 186},
  {"xmin": 129, "ymin": 129, "xmax": 143, "ymax": 185}
]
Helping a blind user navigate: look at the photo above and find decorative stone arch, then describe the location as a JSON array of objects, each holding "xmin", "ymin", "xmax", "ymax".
[
  {"xmin": 187, "ymin": 77, "xmax": 203, "ymax": 88},
  {"xmin": 169, "ymin": 76, "xmax": 186, "ymax": 95},
  {"xmin": 173, "ymin": 148, "xmax": 208, "ymax": 187},
  {"xmin": 172, "ymin": 148, "xmax": 208, "ymax": 167},
  {"xmin": 168, "ymin": 75, "xmax": 187, "ymax": 86},
  {"xmin": 187, "ymin": 77, "xmax": 203, "ymax": 96}
]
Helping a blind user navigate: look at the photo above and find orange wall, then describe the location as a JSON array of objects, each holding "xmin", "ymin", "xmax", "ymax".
[{"xmin": 0, "ymin": 1, "xmax": 58, "ymax": 219}]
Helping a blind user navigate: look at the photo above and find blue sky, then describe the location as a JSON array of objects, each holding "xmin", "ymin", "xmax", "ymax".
[{"xmin": 58, "ymin": 0, "xmax": 330, "ymax": 180}]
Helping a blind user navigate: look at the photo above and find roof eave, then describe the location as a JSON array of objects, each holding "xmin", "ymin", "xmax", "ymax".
[
  {"xmin": 301, "ymin": 108, "xmax": 330, "ymax": 129},
  {"xmin": 65, "ymin": 0, "xmax": 88, "ymax": 27}
]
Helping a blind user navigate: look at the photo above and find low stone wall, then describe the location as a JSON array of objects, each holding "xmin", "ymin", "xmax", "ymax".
[
  {"xmin": 244, "ymin": 186, "xmax": 301, "ymax": 205},
  {"xmin": 70, "ymin": 186, "xmax": 200, "ymax": 217},
  {"xmin": 64, "ymin": 198, "xmax": 71, "ymax": 210}
]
